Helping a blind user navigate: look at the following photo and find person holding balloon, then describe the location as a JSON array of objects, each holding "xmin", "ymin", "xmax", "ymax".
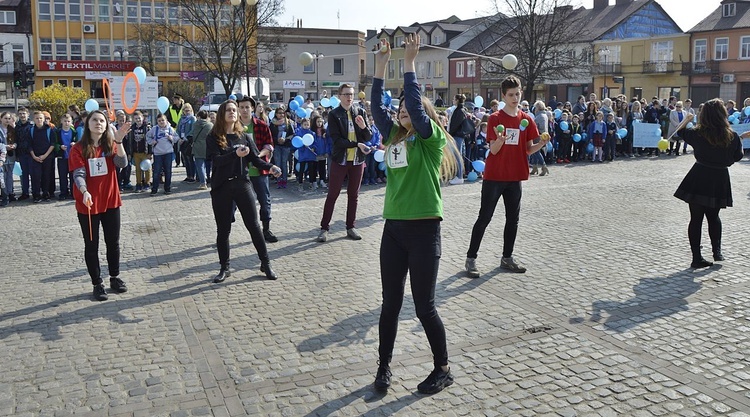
[
  {"xmin": 554, "ymin": 111, "xmax": 573, "ymax": 164},
  {"xmin": 293, "ymin": 118, "xmax": 318, "ymax": 191},
  {"xmin": 464, "ymin": 75, "xmax": 549, "ymax": 278},
  {"xmin": 311, "ymin": 115, "xmax": 330, "ymax": 188},
  {"xmin": 69, "ymin": 110, "xmax": 131, "ymax": 301},
  {"xmin": 370, "ymin": 34, "xmax": 459, "ymax": 395},
  {"xmin": 128, "ymin": 111, "xmax": 152, "ymax": 193},
  {"xmin": 667, "ymin": 101, "xmax": 688, "ymax": 156},
  {"xmin": 205, "ymin": 100, "xmax": 283, "ymax": 283},
  {"xmin": 146, "ymin": 113, "xmax": 178, "ymax": 195},
  {"xmin": 269, "ymin": 106, "xmax": 295, "ymax": 189},
  {"xmin": 0, "ymin": 111, "xmax": 16, "ymax": 205},
  {"xmin": 165, "ymin": 94, "xmax": 185, "ymax": 167},
  {"xmin": 673, "ymin": 99, "xmax": 749, "ymax": 268}
]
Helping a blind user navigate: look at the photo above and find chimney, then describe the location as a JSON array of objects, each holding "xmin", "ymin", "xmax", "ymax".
[{"xmin": 593, "ymin": 0, "xmax": 609, "ymax": 9}]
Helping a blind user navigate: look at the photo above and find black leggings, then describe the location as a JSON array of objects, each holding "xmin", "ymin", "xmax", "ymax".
[
  {"xmin": 688, "ymin": 203, "xmax": 722, "ymax": 257},
  {"xmin": 211, "ymin": 179, "xmax": 269, "ymax": 269},
  {"xmin": 378, "ymin": 219, "xmax": 448, "ymax": 368},
  {"xmin": 78, "ymin": 207, "xmax": 121, "ymax": 285},
  {"xmin": 467, "ymin": 180, "xmax": 522, "ymax": 259}
]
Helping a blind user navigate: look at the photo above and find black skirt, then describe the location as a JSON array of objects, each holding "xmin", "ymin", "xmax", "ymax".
[{"xmin": 674, "ymin": 162, "xmax": 733, "ymax": 208}]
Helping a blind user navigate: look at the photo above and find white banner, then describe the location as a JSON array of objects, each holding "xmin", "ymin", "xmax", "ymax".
[
  {"xmin": 632, "ymin": 122, "xmax": 663, "ymax": 148},
  {"xmin": 283, "ymin": 80, "xmax": 305, "ymax": 89},
  {"xmin": 730, "ymin": 123, "xmax": 750, "ymax": 149},
  {"xmin": 86, "ymin": 71, "xmax": 112, "ymax": 80},
  {"xmin": 107, "ymin": 76, "xmax": 159, "ymax": 110}
]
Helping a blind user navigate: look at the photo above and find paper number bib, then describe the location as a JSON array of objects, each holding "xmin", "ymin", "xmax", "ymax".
[
  {"xmin": 88, "ymin": 157, "xmax": 108, "ymax": 177},
  {"xmin": 504, "ymin": 128, "xmax": 520, "ymax": 145},
  {"xmin": 386, "ymin": 142, "xmax": 408, "ymax": 169}
]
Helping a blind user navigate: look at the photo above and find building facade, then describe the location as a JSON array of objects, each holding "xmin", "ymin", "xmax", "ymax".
[{"xmin": 0, "ymin": 0, "xmax": 33, "ymax": 100}]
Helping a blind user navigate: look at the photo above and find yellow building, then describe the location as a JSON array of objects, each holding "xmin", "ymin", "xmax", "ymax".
[{"xmin": 31, "ymin": 0, "xmax": 255, "ymax": 100}]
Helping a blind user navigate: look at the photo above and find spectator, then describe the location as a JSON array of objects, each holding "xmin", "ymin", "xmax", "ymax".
[
  {"xmin": 189, "ymin": 110, "xmax": 213, "ymax": 191},
  {"xmin": 55, "ymin": 113, "xmax": 78, "ymax": 200},
  {"xmin": 129, "ymin": 111, "xmax": 152, "ymax": 193},
  {"xmin": 177, "ymin": 103, "xmax": 197, "ymax": 183},
  {"xmin": 0, "ymin": 112, "xmax": 16, "ymax": 203},
  {"xmin": 29, "ymin": 111, "xmax": 56, "ymax": 203},
  {"xmin": 269, "ymin": 107, "xmax": 295, "ymax": 189},
  {"xmin": 146, "ymin": 113, "xmax": 178, "ymax": 195}
]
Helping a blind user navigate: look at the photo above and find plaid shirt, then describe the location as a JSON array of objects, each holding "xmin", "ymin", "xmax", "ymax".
[{"xmin": 247, "ymin": 116, "xmax": 274, "ymax": 175}]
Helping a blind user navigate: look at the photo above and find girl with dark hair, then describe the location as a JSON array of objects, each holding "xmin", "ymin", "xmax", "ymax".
[
  {"xmin": 0, "ymin": 111, "xmax": 16, "ymax": 205},
  {"xmin": 205, "ymin": 100, "xmax": 282, "ymax": 283},
  {"xmin": 673, "ymin": 99, "xmax": 750, "ymax": 268},
  {"xmin": 69, "ymin": 110, "xmax": 131, "ymax": 301}
]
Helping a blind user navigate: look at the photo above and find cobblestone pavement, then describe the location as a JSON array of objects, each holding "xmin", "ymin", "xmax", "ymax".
[{"xmin": 2, "ymin": 153, "xmax": 750, "ymax": 417}]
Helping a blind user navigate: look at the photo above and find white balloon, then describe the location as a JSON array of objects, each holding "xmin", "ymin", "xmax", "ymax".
[
  {"xmin": 501, "ymin": 54, "xmax": 518, "ymax": 70},
  {"xmin": 374, "ymin": 149, "xmax": 385, "ymax": 163},
  {"xmin": 299, "ymin": 52, "xmax": 313, "ymax": 66},
  {"xmin": 302, "ymin": 133, "xmax": 314, "ymax": 146}
]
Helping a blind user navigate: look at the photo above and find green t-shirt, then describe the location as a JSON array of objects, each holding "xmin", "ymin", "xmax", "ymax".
[
  {"xmin": 245, "ymin": 123, "xmax": 260, "ymax": 177},
  {"xmin": 382, "ymin": 119, "xmax": 446, "ymax": 220}
]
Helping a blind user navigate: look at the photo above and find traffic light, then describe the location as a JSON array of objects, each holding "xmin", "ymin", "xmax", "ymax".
[
  {"xmin": 25, "ymin": 64, "xmax": 35, "ymax": 88},
  {"xmin": 13, "ymin": 70, "xmax": 24, "ymax": 89}
]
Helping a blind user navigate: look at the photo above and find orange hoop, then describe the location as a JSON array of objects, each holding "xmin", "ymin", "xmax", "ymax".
[{"xmin": 121, "ymin": 72, "xmax": 141, "ymax": 115}]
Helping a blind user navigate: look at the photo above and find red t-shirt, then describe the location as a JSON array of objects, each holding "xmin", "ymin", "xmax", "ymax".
[
  {"xmin": 69, "ymin": 143, "xmax": 122, "ymax": 215},
  {"xmin": 484, "ymin": 109, "xmax": 540, "ymax": 182}
]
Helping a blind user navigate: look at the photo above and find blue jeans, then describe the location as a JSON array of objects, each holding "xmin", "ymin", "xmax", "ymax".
[
  {"xmin": 363, "ymin": 153, "xmax": 377, "ymax": 184},
  {"xmin": 183, "ymin": 153, "xmax": 196, "ymax": 179},
  {"xmin": 249, "ymin": 174, "xmax": 271, "ymax": 222},
  {"xmin": 19, "ymin": 153, "xmax": 31, "ymax": 195},
  {"xmin": 453, "ymin": 137, "xmax": 465, "ymax": 178},
  {"xmin": 152, "ymin": 153, "xmax": 174, "ymax": 192},
  {"xmin": 3, "ymin": 157, "xmax": 14, "ymax": 195},
  {"xmin": 195, "ymin": 158, "xmax": 207, "ymax": 185},
  {"xmin": 273, "ymin": 146, "xmax": 291, "ymax": 181},
  {"xmin": 529, "ymin": 150, "xmax": 545, "ymax": 166}
]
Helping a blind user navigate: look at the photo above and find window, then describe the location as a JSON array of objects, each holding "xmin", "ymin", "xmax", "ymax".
[
  {"xmin": 583, "ymin": 49, "xmax": 593, "ymax": 64},
  {"xmin": 40, "ymin": 38, "xmax": 53, "ymax": 60},
  {"xmin": 141, "ymin": 2, "xmax": 151, "ymax": 22},
  {"xmin": 715, "ymin": 38, "xmax": 729, "ymax": 60},
  {"xmin": 112, "ymin": 0, "xmax": 124, "ymax": 22},
  {"xmin": 741, "ymin": 36, "xmax": 750, "ymax": 59},
  {"xmin": 154, "ymin": 41, "xmax": 165, "ymax": 61},
  {"xmin": 154, "ymin": 2, "xmax": 165, "ymax": 21},
  {"xmin": 55, "ymin": 39, "xmax": 68, "ymax": 60},
  {"xmin": 387, "ymin": 60, "xmax": 395, "ymax": 79},
  {"xmin": 84, "ymin": 0, "xmax": 95, "ymax": 20},
  {"xmin": 417, "ymin": 61, "xmax": 426, "ymax": 78},
  {"xmin": 723, "ymin": 2, "xmax": 736, "ymax": 17},
  {"xmin": 398, "ymin": 58, "xmax": 404, "ymax": 78},
  {"xmin": 85, "ymin": 39, "xmax": 97, "ymax": 59},
  {"xmin": 467, "ymin": 60, "xmax": 476, "ymax": 77},
  {"xmin": 273, "ymin": 56, "xmax": 285, "ymax": 73},
  {"xmin": 168, "ymin": 4, "xmax": 178, "ymax": 24},
  {"xmin": 59, "ymin": 79, "xmax": 68, "ymax": 87},
  {"xmin": 99, "ymin": 41, "xmax": 110, "ymax": 57},
  {"xmin": 54, "ymin": 1, "xmax": 66, "ymax": 20},
  {"xmin": 432, "ymin": 34, "xmax": 442, "ymax": 44},
  {"xmin": 426, "ymin": 61, "xmax": 432, "ymax": 78},
  {"xmin": 394, "ymin": 36, "xmax": 404, "ymax": 47},
  {"xmin": 607, "ymin": 45, "xmax": 621, "ymax": 63},
  {"xmin": 333, "ymin": 58, "xmax": 343, "ymax": 75},
  {"xmin": 44, "ymin": 79, "xmax": 54, "ymax": 88},
  {"xmin": 127, "ymin": 0, "xmax": 138, "ymax": 22},
  {"xmin": 650, "ymin": 40, "xmax": 673, "ymax": 71},
  {"xmin": 73, "ymin": 79, "xmax": 83, "ymax": 88},
  {"xmin": 168, "ymin": 45, "xmax": 179, "ymax": 63},
  {"xmin": 434, "ymin": 60, "xmax": 443, "ymax": 77},
  {"xmin": 69, "ymin": 2, "xmax": 80, "ymax": 21},
  {"xmin": 70, "ymin": 39, "xmax": 82, "ymax": 60},
  {"xmin": 0, "ymin": 10, "xmax": 16, "ymax": 24},
  {"xmin": 98, "ymin": 0, "xmax": 110, "ymax": 22},
  {"xmin": 456, "ymin": 61, "xmax": 464, "ymax": 77},
  {"xmin": 39, "ymin": 0, "xmax": 51, "ymax": 20},
  {"xmin": 694, "ymin": 39, "xmax": 707, "ymax": 62},
  {"xmin": 303, "ymin": 60, "xmax": 314, "ymax": 73}
]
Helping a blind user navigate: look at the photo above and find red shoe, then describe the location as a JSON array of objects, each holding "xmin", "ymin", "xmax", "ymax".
[{"xmin": 564, "ymin": 159, "xmax": 571, "ymax": 163}]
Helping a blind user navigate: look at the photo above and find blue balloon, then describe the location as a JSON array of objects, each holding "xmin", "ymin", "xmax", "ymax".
[
  {"xmin": 618, "ymin": 128, "xmax": 627, "ymax": 138},
  {"xmin": 13, "ymin": 161, "xmax": 22, "ymax": 176},
  {"xmin": 485, "ymin": 149, "xmax": 490, "ymax": 158},
  {"xmin": 554, "ymin": 109, "xmax": 562, "ymax": 119},
  {"xmin": 329, "ymin": 96, "xmax": 340, "ymax": 108},
  {"xmin": 687, "ymin": 122, "xmax": 694, "ymax": 129},
  {"xmin": 474, "ymin": 96, "xmax": 484, "ymax": 108},
  {"xmin": 378, "ymin": 161, "xmax": 387, "ymax": 171},
  {"xmin": 157, "ymin": 96, "xmax": 170, "ymax": 113},
  {"xmin": 559, "ymin": 121, "xmax": 569, "ymax": 131},
  {"xmin": 582, "ymin": 133, "xmax": 588, "ymax": 140},
  {"xmin": 295, "ymin": 107, "xmax": 307, "ymax": 118},
  {"xmin": 519, "ymin": 126, "xmax": 526, "ymax": 131},
  {"xmin": 139, "ymin": 159, "xmax": 152, "ymax": 171},
  {"xmin": 294, "ymin": 95, "xmax": 305, "ymax": 106},
  {"xmin": 295, "ymin": 162, "xmax": 300, "ymax": 172},
  {"xmin": 472, "ymin": 160, "xmax": 485, "ymax": 173},
  {"xmin": 320, "ymin": 98, "xmax": 330, "ymax": 107},
  {"xmin": 467, "ymin": 171, "xmax": 478, "ymax": 182},
  {"xmin": 573, "ymin": 133, "xmax": 582, "ymax": 143},
  {"xmin": 732, "ymin": 117, "xmax": 740, "ymax": 125},
  {"xmin": 294, "ymin": 150, "xmax": 299, "ymax": 159},
  {"xmin": 382, "ymin": 91, "xmax": 392, "ymax": 107},
  {"xmin": 586, "ymin": 143, "xmax": 594, "ymax": 153},
  {"xmin": 305, "ymin": 108, "xmax": 312, "ymax": 118},
  {"xmin": 546, "ymin": 142, "xmax": 553, "ymax": 153},
  {"xmin": 745, "ymin": 106, "xmax": 750, "ymax": 116},
  {"xmin": 228, "ymin": 94, "xmax": 237, "ymax": 101},
  {"xmin": 133, "ymin": 66, "xmax": 147, "ymax": 84},
  {"xmin": 291, "ymin": 136, "xmax": 304, "ymax": 148},
  {"xmin": 85, "ymin": 98, "xmax": 99, "ymax": 112},
  {"xmin": 289, "ymin": 100, "xmax": 299, "ymax": 110}
]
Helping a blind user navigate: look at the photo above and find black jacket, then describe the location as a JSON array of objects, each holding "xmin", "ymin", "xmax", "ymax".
[
  {"xmin": 327, "ymin": 105, "xmax": 372, "ymax": 164},
  {"xmin": 206, "ymin": 132, "xmax": 274, "ymax": 191},
  {"xmin": 449, "ymin": 105, "xmax": 469, "ymax": 138}
]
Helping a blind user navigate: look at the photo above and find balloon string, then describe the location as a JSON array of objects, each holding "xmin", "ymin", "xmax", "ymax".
[
  {"xmin": 419, "ymin": 45, "xmax": 506, "ymax": 62},
  {"xmin": 88, "ymin": 205, "xmax": 93, "ymax": 242}
]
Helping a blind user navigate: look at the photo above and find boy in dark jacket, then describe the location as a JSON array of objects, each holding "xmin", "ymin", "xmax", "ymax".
[
  {"xmin": 29, "ymin": 111, "xmax": 56, "ymax": 203},
  {"xmin": 55, "ymin": 113, "xmax": 78, "ymax": 199}
]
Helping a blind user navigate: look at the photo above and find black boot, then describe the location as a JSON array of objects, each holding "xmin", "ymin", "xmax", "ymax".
[
  {"xmin": 712, "ymin": 242, "xmax": 724, "ymax": 261},
  {"xmin": 691, "ymin": 246, "xmax": 713, "ymax": 268},
  {"xmin": 0, "ymin": 190, "xmax": 7, "ymax": 207},
  {"xmin": 213, "ymin": 267, "xmax": 230, "ymax": 283},
  {"xmin": 260, "ymin": 260, "xmax": 278, "ymax": 280},
  {"xmin": 262, "ymin": 221, "xmax": 278, "ymax": 243}
]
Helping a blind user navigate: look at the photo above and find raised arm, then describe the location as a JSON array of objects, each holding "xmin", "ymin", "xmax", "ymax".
[
  {"xmin": 402, "ymin": 34, "xmax": 432, "ymax": 139},
  {"xmin": 371, "ymin": 39, "xmax": 394, "ymax": 138}
]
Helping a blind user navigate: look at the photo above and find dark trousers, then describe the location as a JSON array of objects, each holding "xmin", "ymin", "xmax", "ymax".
[
  {"xmin": 173, "ymin": 143, "xmax": 181, "ymax": 166},
  {"xmin": 19, "ymin": 154, "xmax": 31, "ymax": 195},
  {"xmin": 316, "ymin": 159, "xmax": 327, "ymax": 182},
  {"xmin": 604, "ymin": 136, "xmax": 617, "ymax": 160},
  {"xmin": 249, "ymin": 174, "xmax": 272, "ymax": 222},
  {"xmin": 118, "ymin": 163, "xmax": 132, "ymax": 186},
  {"xmin": 47, "ymin": 157, "xmax": 57, "ymax": 195},
  {"xmin": 77, "ymin": 207, "xmax": 121, "ymax": 285},
  {"xmin": 151, "ymin": 153, "xmax": 174, "ymax": 192},
  {"xmin": 297, "ymin": 161, "xmax": 315, "ymax": 184},
  {"xmin": 688, "ymin": 203, "xmax": 722, "ymax": 259},
  {"xmin": 57, "ymin": 157, "xmax": 72, "ymax": 197},
  {"xmin": 211, "ymin": 179, "xmax": 269, "ymax": 269},
  {"xmin": 559, "ymin": 137, "xmax": 572, "ymax": 160},
  {"xmin": 320, "ymin": 162, "xmax": 364, "ymax": 230},
  {"xmin": 182, "ymin": 152, "xmax": 196, "ymax": 179},
  {"xmin": 379, "ymin": 219, "xmax": 448, "ymax": 367},
  {"xmin": 467, "ymin": 180, "xmax": 522, "ymax": 259},
  {"xmin": 31, "ymin": 157, "xmax": 54, "ymax": 198}
]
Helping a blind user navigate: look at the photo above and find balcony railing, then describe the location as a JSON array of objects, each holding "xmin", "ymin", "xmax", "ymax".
[
  {"xmin": 591, "ymin": 62, "xmax": 622, "ymax": 75},
  {"xmin": 0, "ymin": 62, "xmax": 22, "ymax": 75},
  {"xmin": 642, "ymin": 61, "xmax": 675, "ymax": 73},
  {"xmin": 680, "ymin": 60, "xmax": 720, "ymax": 76}
]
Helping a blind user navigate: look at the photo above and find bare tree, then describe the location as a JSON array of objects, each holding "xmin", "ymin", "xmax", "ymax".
[
  {"xmin": 482, "ymin": 0, "xmax": 587, "ymax": 101},
  {"xmin": 153, "ymin": 0, "xmax": 284, "ymax": 96},
  {"xmin": 131, "ymin": 24, "xmax": 163, "ymax": 76}
]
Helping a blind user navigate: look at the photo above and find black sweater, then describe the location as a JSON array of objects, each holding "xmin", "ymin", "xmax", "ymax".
[{"xmin": 206, "ymin": 132, "xmax": 274, "ymax": 190}]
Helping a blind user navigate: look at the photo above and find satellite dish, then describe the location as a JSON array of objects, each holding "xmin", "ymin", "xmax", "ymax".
[{"xmin": 114, "ymin": 2, "xmax": 122, "ymax": 14}]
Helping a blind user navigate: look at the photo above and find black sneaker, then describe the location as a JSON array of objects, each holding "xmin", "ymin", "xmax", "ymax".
[
  {"xmin": 150, "ymin": 190, "xmax": 158, "ymax": 196},
  {"xmin": 93, "ymin": 284, "xmax": 108, "ymax": 301},
  {"xmin": 164, "ymin": 190, "xmax": 172, "ymax": 195},
  {"xmin": 417, "ymin": 367, "xmax": 453, "ymax": 395},
  {"xmin": 110, "ymin": 277, "xmax": 128, "ymax": 293},
  {"xmin": 18, "ymin": 194, "xmax": 29, "ymax": 201},
  {"xmin": 691, "ymin": 258, "xmax": 713, "ymax": 268},
  {"xmin": 263, "ymin": 229, "xmax": 278, "ymax": 243},
  {"xmin": 373, "ymin": 362, "xmax": 392, "ymax": 392}
]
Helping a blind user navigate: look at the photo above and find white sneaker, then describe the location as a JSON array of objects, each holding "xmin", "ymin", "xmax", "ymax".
[{"xmin": 449, "ymin": 176, "xmax": 464, "ymax": 185}]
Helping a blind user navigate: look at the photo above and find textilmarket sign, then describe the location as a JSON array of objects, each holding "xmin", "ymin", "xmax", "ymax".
[{"xmin": 39, "ymin": 60, "xmax": 136, "ymax": 72}]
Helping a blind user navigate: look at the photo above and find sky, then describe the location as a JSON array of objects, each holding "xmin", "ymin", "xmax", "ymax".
[{"xmin": 277, "ymin": 0, "xmax": 723, "ymax": 34}]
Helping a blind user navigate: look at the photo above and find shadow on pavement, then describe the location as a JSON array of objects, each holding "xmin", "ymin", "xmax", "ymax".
[
  {"xmin": 571, "ymin": 265, "xmax": 719, "ymax": 332},
  {"xmin": 303, "ymin": 385, "xmax": 422, "ymax": 417}
]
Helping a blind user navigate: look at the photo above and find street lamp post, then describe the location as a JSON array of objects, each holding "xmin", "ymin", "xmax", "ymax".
[
  {"xmin": 598, "ymin": 46, "xmax": 610, "ymax": 99},
  {"xmin": 229, "ymin": 0, "xmax": 258, "ymax": 97},
  {"xmin": 313, "ymin": 52, "xmax": 324, "ymax": 100},
  {"xmin": 114, "ymin": 49, "xmax": 129, "ymax": 75},
  {"xmin": 470, "ymin": 59, "xmax": 476, "ymax": 101}
]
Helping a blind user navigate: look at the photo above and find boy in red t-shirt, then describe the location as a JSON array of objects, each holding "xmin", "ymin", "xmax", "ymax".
[{"xmin": 464, "ymin": 76, "xmax": 549, "ymax": 277}]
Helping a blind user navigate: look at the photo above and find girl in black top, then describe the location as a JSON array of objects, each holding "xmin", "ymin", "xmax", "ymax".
[
  {"xmin": 206, "ymin": 100, "xmax": 282, "ymax": 283},
  {"xmin": 673, "ymin": 99, "xmax": 749, "ymax": 268}
]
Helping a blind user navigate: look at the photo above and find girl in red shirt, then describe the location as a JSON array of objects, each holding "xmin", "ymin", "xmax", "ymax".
[{"xmin": 69, "ymin": 110, "xmax": 131, "ymax": 301}]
